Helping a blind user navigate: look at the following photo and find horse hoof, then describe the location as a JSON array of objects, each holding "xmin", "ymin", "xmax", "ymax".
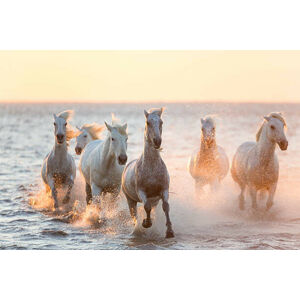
[
  {"xmin": 142, "ymin": 219, "xmax": 152, "ymax": 228},
  {"xmin": 166, "ymin": 229, "xmax": 174, "ymax": 238}
]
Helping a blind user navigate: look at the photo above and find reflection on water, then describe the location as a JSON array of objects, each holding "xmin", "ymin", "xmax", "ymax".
[{"xmin": 1, "ymin": 102, "xmax": 300, "ymax": 249}]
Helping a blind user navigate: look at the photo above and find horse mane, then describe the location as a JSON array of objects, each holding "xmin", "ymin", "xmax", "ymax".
[
  {"xmin": 57, "ymin": 110, "xmax": 74, "ymax": 121},
  {"xmin": 81, "ymin": 123, "xmax": 105, "ymax": 140},
  {"xmin": 110, "ymin": 113, "xmax": 128, "ymax": 136},
  {"xmin": 256, "ymin": 112, "xmax": 287, "ymax": 142}
]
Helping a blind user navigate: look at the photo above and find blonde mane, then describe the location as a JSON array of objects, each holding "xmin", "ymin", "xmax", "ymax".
[
  {"xmin": 57, "ymin": 110, "xmax": 74, "ymax": 121},
  {"xmin": 256, "ymin": 112, "xmax": 287, "ymax": 142},
  {"xmin": 110, "ymin": 113, "xmax": 128, "ymax": 136},
  {"xmin": 81, "ymin": 123, "xmax": 105, "ymax": 140}
]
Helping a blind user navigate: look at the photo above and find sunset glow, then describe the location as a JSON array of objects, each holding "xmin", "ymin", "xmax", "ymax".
[{"xmin": 0, "ymin": 50, "xmax": 300, "ymax": 103}]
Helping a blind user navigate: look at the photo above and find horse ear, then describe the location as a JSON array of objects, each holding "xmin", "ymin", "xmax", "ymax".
[
  {"xmin": 76, "ymin": 125, "xmax": 81, "ymax": 131},
  {"xmin": 144, "ymin": 110, "xmax": 149, "ymax": 118},
  {"xmin": 264, "ymin": 116, "xmax": 271, "ymax": 122},
  {"xmin": 105, "ymin": 121, "xmax": 112, "ymax": 132},
  {"xmin": 53, "ymin": 113, "xmax": 57, "ymax": 120},
  {"xmin": 158, "ymin": 107, "xmax": 165, "ymax": 117},
  {"xmin": 122, "ymin": 123, "xmax": 127, "ymax": 131}
]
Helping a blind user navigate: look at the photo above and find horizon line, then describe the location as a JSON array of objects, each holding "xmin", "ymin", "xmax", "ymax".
[{"xmin": 0, "ymin": 100, "xmax": 300, "ymax": 105}]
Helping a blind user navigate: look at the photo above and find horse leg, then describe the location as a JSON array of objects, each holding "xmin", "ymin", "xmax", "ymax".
[
  {"xmin": 249, "ymin": 186, "xmax": 257, "ymax": 210},
  {"xmin": 195, "ymin": 179, "xmax": 205, "ymax": 198},
  {"xmin": 137, "ymin": 190, "xmax": 152, "ymax": 228},
  {"xmin": 48, "ymin": 177, "xmax": 59, "ymax": 210},
  {"xmin": 91, "ymin": 183, "xmax": 102, "ymax": 205},
  {"xmin": 111, "ymin": 186, "xmax": 121, "ymax": 201},
  {"xmin": 125, "ymin": 194, "xmax": 138, "ymax": 225},
  {"xmin": 266, "ymin": 184, "xmax": 277, "ymax": 211},
  {"xmin": 238, "ymin": 183, "xmax": 246, "ymax": 210},
  {"xmin": 85, "ymin": 183, "xmax": 92, "ymax": 205},
  {"xmin": 161, "ymin": 190, "xmax": 174, "ymax": 238},
  {"xmin": 210, "ymin": 179, "xmax": 220, "ymax": 193},
  {"xmin": 62, "ymin": 176, "xmax": 74, "ymax": 204}
]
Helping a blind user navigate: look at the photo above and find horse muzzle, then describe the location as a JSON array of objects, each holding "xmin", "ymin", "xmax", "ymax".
[
  {"xmin": 75, "ymin": 146, "xmax": 82, "ymax": 155},
  {"xmin": 153, "ymin": 137, "xmax": 162, "ymax": 149},
  {"xmin": 56, "ymin": 134, "xmax": 65, "ymax": 144},
  {"xmin": 118, "ymin": 154, "xmax": 128, "ymax": 165},
  {"xmin": 278, "ymin": 140, "xmax": 288, "ymax": 151}
]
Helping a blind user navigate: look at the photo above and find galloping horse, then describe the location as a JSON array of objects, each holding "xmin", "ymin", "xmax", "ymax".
[
  {"xmin": 41, "ymin": 110, "xmax": 78, "ymax": 211},
  {"xmin": 122, "ymin": 108, "xmax": 174, "ymax": 238},
  {"xmin": 79, "ymin": 115, "xmax": 128, "ymax": 205},
  {"xmin": 231, "ymin": 112, "xmax": 288, "ymax": 210},
  {"xmin": 188, "ymin": 116, "xmax": 229, "ymax": 193}
]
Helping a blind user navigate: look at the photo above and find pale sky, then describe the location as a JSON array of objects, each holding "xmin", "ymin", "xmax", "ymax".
[{"xmin": 0, "ymin": 51, "xmax": 300, "ymax": 103}]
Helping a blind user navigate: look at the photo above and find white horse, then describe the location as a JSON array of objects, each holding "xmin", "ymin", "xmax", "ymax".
[
  {"xmin": 231, "ymin": 112, "xmax": 288, "ymax": 210},
  {"xmin": 79, "ymin": 115, "xmax": 128, "ymax": 205},
  {"xmin": 41, "ymin": 110, "xmax": 78, "ymax": 211},
  {"xmin": 188, "ymin": 116, "xmax": 229, "ymax": 193},
  {"xmin": 75, "ymin": 123, "xmax": 105, "ymax": 155},
  {"xmin": 122, "ymin": 108, "xmax": 174, "ymax": 238}
]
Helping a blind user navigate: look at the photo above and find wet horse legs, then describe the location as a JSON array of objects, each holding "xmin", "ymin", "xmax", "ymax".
[
  {"xmin": 137, "ymin": 190, "xmax": 152, "ymax": 228},
  {"xmin": 162, "ymin": 190, "xmax": 174, "ymax": 238}
]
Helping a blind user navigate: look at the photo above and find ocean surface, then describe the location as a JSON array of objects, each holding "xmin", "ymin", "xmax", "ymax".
[{"xmin": 1, "ymin": 102, "xmax": 300, "ymax": 250}]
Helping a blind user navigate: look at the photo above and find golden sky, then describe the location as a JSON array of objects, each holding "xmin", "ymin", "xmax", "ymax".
[{"xmin": 0, "ymin": 51, "xmax": 300, "ymax": 103}]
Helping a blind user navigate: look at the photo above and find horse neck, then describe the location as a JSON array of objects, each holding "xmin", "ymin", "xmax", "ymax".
[
  {"xmin": 53, "ymin": 140, "xmax": 68, "ymax": 157},
  {"xmin": 256, "ymin": 125, "xmax": 276, "ymax": 165},
  {"xmin": 142, "ymin": 137, "xmax": 161, "ymax": 165},
  {"xmin": 100, "ymin": 135, "xmax": 116, "ymax": 168}
]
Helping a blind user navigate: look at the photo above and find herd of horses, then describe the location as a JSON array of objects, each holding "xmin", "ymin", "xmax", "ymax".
[{"xmin": 41, "ymin": 108, "xmax": 288, "ymax": 238}]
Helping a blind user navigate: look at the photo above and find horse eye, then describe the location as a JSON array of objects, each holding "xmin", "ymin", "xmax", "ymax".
[
  {"xmin": 65, "ymin": 123, "xmax": 67, "ymax": 126},
  {"xmin": 271, "ymin": 125, "xmax": 275, "ymax": 130},
  {"xmin": 147, "ymin": 121, "xmax": 150, "ymax": 126},
  {"xmin": 84, "ymin": 135, "xmax": 88, "ymax": 138},
  {"xmin": 54, "ymin": 122, "xmax": 56, "ymax": 126},
  {"xmin": 112, "ymin": 138, "xmax": 115, "ymax": 141}
]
